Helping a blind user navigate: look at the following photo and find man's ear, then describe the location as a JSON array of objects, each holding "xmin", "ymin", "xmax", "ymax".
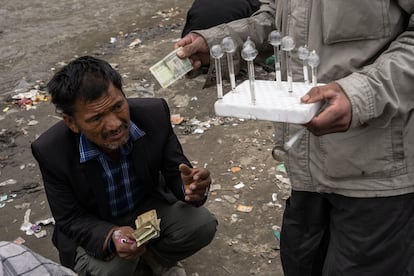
[{"xmin": 62, "ymin": 114, "xmax": 80, "ymax": 133}]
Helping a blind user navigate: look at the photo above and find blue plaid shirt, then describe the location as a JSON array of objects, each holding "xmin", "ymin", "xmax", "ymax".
[{"xmin": 79, "ymin": 122, "xmax": 146, "ymax": 218}]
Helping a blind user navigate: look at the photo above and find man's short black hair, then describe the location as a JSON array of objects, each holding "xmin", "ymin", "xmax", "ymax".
[{"xmin": 47, "ymin": 55, "xmax": 123, "ymax": 116}]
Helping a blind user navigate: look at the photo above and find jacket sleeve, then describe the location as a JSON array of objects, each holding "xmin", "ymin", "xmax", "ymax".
[
  {"xmin": 195, "ymin": 0, "xmax": 276, "ymax": 54},
  {"xmin": 336, "ymin": 3, "xmax": 414, "ymax": 128}
]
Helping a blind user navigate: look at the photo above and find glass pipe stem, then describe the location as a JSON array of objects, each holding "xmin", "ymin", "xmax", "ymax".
[
  {"xmin": 247, "ymin": 60, "xmax": 256, "ymax": 104},
  {"xmin": 312, "ymin": 67, "xmax": 317, "ymax": 87},
  {"xmin": 214, "ymin": 58, "xmax": 223, "ymax": 99},
  {"xmin": 273, "ymin": 46, "xmax": 282, "ymax": 88},
  {"xmin": 286, "ymin": 52, "xmax": 293, "ymax": 93},
  {"xmin": 303, "ymin": 61, "xmax": 309, "ymax": 85}
]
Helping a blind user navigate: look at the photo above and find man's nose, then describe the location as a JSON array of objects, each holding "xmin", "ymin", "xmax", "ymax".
[{"xmin": 103, "ymin": 113, "xmax": 122, "ymax": 130}]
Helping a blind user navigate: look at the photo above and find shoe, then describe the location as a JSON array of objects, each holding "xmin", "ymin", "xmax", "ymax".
[{"xmin": 142, "ymin": 251, "xmax": 187, "ymax": 276}]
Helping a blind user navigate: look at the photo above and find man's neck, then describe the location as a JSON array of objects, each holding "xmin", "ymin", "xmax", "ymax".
[{"xmin": 103, "ymin": 148, "xmax": 121, "ymax": 162}]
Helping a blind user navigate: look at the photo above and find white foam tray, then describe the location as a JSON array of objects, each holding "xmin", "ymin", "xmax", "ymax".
[{"xmin": 214, "ymin": 80, "xmax": 321, "ymax": 124}]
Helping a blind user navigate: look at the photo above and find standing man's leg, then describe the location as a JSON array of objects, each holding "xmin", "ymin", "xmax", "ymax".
[
  {"xmin": 280, "ymin": 191, "xmax": 331, "ymax": 276},
  {"xmin": 323, "ymin": 193, "xmax": 414, "ymax": 276}
]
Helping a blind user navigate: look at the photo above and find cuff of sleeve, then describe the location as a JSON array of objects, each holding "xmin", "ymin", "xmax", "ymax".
[
  {"xmin": 336, "ymin": 73, "xmax": 375, "ymax": 128},
  {"xmin": 103, "ymin": 228, "xmax": 117, "ymax": 260}
]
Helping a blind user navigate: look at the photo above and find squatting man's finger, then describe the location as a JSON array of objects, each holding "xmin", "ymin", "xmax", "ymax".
[{"xmin": 179, "ymin": 163, "xmax": 211, "ymax": 201}]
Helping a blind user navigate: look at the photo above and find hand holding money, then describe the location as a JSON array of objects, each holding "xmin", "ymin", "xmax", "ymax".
[
  {"xmin": 111, "ymin": 226, "xmax": 145, "ymax": 260},
  {"xmin": 132, "ymin": 209, "xmax": 161, "ymax": 247},
  {"xmin": 175, "ymin": 32, "xmax": 211, "ymax": 71}
]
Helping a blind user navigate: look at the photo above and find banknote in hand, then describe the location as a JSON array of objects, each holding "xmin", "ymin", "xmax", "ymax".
[
  {"xmin": 132, "ymin": 209, "xmax": 161, "ymax": 247},
  {"xmin": 150, "ymin": 48, "xmax": 193, "ymax": 88}
]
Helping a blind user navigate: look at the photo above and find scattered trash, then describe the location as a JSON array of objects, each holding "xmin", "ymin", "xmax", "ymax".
[
  {"xmin": 30, "ymin": 224, "xmax": 42, "ymax": 233},
  {"xmin": 27, "ymin": 120, "xmax": 39, "ymax": 126},
  {"xmin": 20, "ymin": 209, "xmax": 33, "ymax": 234},
  {"xmin": 234, "ymin": 182, "xmax": 245, "ymax": 189},
  {"xmin": 276, "ymin": 163, "xmax": 286, "ymax": 173},
  {"xmin": 11, "ymin": 89, "xmax": 49, "ymax": 110},
  {"xmin": 230, "ymin": 213, "xmax": 239, "ymax": 223},
  {"xmin": 223, "ymin": 195, "xmax": 237, "ymax": 204},
  {"xmin": 14, "ymin": 202, "xmax": 31, "ymax": 209},
  {"xmin": 192, "ymin": 128, "xmax": 203, "ymax": 134},
  {"xmin": 209, "ymin": 184, "xmax": 221, "ymax": 192},
  {"xmin": 0, "ymin": 193, "xmax": 17, "ymax": 208},
  {"xmin": 0, "ymin": 194, "xmax": 7, "ymax": 202},
  {"xmin": 237, "ymin": 204, "xmax": 253, "ymax": 213},
  {"xmin": 36, "ymin": 217, "xmax": 55, "ymax": 226},
  {"xmin": 171, "ymin": 114, "xmax": 184, "ymax": 125},
  {"xmin": 19, "ymin": 209, "xmax": 55, "ymax": 238},
  {"xmin": 271, "ymin": 193, "xmax": 283, "ymax": 208},
  {"xmin": 133, "ymin": 83, "xmax": 155, "ymax": 96},
  {"xmin": 34, "ymin": 230, "xmax": 48, "ymax": 238},
  {"xmin": 12, "ymin": 90, "xmax": 38, "ymax": 101},
  {"xmin": 272, "ymin": 225, "xmax": 281, "ymax": 241},
  {"xmin": 0, "ymin": 179, "xmax": 17, "ymax": 186},
  {"xmin": 13, "ymin": 237, "xmax": 26, "ymax": 245},
  {"xmin": 275, "ymin": 174, "xmax": 290, "ymax": 185},
  {"xmin": 128, "ymin": 38, "xmax": 142, "ymax": 48},
  {"xmin": 230, "ymin": 166, "xmax": 241, "ymax": 173}
]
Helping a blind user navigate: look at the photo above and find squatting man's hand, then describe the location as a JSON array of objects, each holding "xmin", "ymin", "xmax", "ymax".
[
  {"xmin": 111, "ymin": 226, "xmax": 146, "ymax": 260},
  {"xmin": 301, "ymin": 82, "xmax": 352, "ymax": 136},
  {"xmin": 179, "ymin": 163, "xmax": 211, "ymax": 202},
  {"xmin": 174, "ymin": 33, "xmax": 210, "ymax": 71}
]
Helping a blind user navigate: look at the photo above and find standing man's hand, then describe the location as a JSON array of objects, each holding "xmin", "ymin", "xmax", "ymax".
[
  {"xmin": 179, "ymin": 163, "xmax": 211, "ymax": 203},
  {"xmin": 174, "ymin": 33, "xmax": 211, "ymax": 71},
  {"xmin": 301, "ymin": 82, "xmax": 352, "ymax": 136}
]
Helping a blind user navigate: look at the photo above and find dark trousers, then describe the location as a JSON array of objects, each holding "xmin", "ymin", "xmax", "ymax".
[
  {"xmin": 74, "ymin": 195, "xmax": 217, "ymax": 275},
  {"xmin": 182, "ymin": 0, "xmax": 261, "ymax": 37},
  {"xmin": 280, "ymin": 191, "xmax": 414, "ymax": 276}
]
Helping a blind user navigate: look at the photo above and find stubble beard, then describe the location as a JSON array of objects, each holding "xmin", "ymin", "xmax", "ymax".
[
  {"xmin": 102, "ymin": 123, "xmax": 129, "ymax": 150},
  {"xmin": 103, "ymin": 134, "xmax": 129, "ymax": 150}
]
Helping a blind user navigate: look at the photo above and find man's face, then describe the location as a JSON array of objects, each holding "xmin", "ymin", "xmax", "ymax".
[{"xmin": 63, "ymin": 83, "xmax": 130, "ymax": 154}]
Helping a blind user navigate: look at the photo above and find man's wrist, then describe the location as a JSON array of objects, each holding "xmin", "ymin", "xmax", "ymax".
[
  {"xmin": 107, "ymin": 235, "xmax": 115, "ymax": 254},
  {"xmin": 104, "ymin": 228, "xmax": 118, "ymax": 259}
]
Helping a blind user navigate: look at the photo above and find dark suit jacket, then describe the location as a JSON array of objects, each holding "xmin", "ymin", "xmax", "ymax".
[{"xmin": 31, "ymin": 98, "xmax": 191, "ymax": 268}]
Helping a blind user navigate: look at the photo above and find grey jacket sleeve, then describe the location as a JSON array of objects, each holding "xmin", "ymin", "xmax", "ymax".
[
  {"xmin": 195, "ymin": 0, "xmax": 276, "ymax": 54},
  {"xmin": 336, "ymin": 3, "xmax": 414, "ymax": 128}
]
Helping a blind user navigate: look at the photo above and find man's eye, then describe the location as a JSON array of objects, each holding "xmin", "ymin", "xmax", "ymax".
[
  {"xmin": 113, "ymin": 103, "xmax": 123, "ymax": 111},
  {"xmin": 89, "ymin": 115, "xmax": 101, "ymax": 122}
]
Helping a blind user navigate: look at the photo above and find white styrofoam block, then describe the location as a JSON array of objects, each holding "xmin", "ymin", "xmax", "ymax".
[{"xmin": 214, "ymin": 80, "xmax": 321, "ymax": 124}]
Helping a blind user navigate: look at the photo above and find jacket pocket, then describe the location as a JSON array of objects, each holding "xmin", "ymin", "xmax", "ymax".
[
  {"xmin": 321, "ymin": 124, "xmax": 405, "ymax": 179},
  {"xmin": 321, "ymin": 0, "xmax": 390, "ymax": 44}
]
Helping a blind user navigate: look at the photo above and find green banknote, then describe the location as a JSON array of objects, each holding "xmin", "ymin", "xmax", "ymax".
[{"xmin": 150, "ymin": 48, "xmax": 193, "ymax": 88}]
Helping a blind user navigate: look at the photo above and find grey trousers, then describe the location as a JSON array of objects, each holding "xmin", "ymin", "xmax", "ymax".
[{"xmin": 74, "ymin": 196, "xmax": 217, "ymax": 276}]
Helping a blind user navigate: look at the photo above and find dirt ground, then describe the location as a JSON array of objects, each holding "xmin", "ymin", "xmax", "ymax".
[{"xmin": 0, "ymin": 1, "xmax": 287, "ymax": 275}]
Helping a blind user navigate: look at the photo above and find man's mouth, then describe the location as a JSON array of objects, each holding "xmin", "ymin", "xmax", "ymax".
[{"xmin": 104, "ymin": 124, "xmax": 128, "ymax": 142}]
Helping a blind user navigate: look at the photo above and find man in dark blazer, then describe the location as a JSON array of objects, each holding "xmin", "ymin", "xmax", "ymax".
[{"xmin": 31, "ymin": 56, "xmax": 217, "ymax": 276}]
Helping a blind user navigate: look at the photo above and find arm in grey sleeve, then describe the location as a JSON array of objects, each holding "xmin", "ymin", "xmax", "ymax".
[{"xmin": 336, "ymin": 4, "xmax": 414, "ymax": 128}]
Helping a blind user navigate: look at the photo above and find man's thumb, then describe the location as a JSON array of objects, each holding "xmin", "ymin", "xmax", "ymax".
[{"xmin": 179, "ymin": 163, "xmax": 192, "ymax": 176}]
